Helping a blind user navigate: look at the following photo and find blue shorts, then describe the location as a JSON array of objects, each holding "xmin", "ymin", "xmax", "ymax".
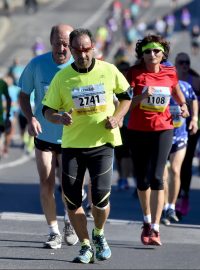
[{"xmin": 170, "ymin": 140, "xmax": 187, "ymax": 154}]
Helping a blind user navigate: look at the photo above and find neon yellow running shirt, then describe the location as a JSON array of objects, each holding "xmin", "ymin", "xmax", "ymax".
[{"xmin": 42, "ymin": 59, "xmax": 130, "ymax": 148}]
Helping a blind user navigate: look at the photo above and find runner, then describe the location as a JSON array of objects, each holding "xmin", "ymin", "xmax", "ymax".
[
  {"xmin": 161, "ymin": 79, "xmax": 198, "ymax": 225},
  {"xmin": 42, "ymin": 28, "xmax": 132, "ymax": 263},
  {"xmin": 18, "ymin": 24, "xmax": 78, "ymax": 249},
  {"xmin": 126, "ymin": 34, "xmax": 189, "ymax": 246}
]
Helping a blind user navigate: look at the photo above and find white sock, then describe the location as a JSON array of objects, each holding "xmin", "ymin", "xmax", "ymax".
[
  {"xmin": 168, "ymin": 203, "xmax": 175, "ymax": 210},
  {"xmin": 48, "ymin": 222, "xmax": 60, "ymax": 235},
  {"xmin": 144, "ymin": 214, "xmax": 151, "ymax": 224},
  {"xmin": 151, "ymin": 223, "xmax": 159, "ymax": 232},
  {"xmin": 164, "ymin": 203, "xmax": 169, "ymax": 211}
]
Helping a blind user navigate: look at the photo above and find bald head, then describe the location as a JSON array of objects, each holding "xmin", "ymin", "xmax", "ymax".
[
  {"xmin": 50, "ymin": 24, "xmax": 74, "ymax": 64},
  {"xmin": 50, "ymin": 24, "xmax": 74, "ymax": 44}
]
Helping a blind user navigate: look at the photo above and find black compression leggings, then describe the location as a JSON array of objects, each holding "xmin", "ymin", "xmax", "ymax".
[
  {"xmin": 128, "ymin": 129, "xmax": 173, "ymax": 191},
  {"xmin": 62, "ymin": 144, "xmax": 114, "ymax": 210}
]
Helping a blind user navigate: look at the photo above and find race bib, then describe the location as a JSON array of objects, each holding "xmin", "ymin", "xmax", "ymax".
[
  {"xmin": 170, "ymin": 104, "xmax": 184, "ymax": 128},
  {"xmin": 140, "ymin": 86, "xmax": 171, "ymax": 112},
  {"xmin": 72, "ymin": 83, "xmax": 106, "ymax": 114}
]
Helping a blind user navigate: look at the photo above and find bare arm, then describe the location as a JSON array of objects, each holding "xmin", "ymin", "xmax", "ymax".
[
  {"xmin": 44, "ymin": 107, "xmax": 73, "ymax": 126},
  {"xmin": 19, "ymin": 91, "xmax": 42, "ymax": 136},
  {"xmin": 4, "ymin": 92, "xmax": 11, "ymax": 119},
  {"xmin": 171, "ymin": 83, "xmax": 190, "ymax": 118},
  {"xmin": 188, "ymin": 99, "xmax": 198, "ymax": 135}
]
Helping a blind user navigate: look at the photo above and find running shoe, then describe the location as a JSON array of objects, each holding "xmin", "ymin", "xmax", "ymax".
[
  {"xmin": 141, "ymin": 222, "xmax": 151, "ymax": 245},
  {"xmin": 123, "ymin": 178, "xmax": 129, "ymax": 189},
  {"xmin": 92, "ymin": 229, "xmax": 111, "ymax": 261},
  {"xmin": 117, "ymin": 178, "xmax": 129, "ymax": 190},
  {"xmin": 73, "ymin": 245, "xmax": 94, "ymax": 264},
  {"xmin": 167, "ymin": 208, "xmax": 179, "ymax": 222},
  {"xmin": 160, "ymin": 210, "xmax": 171, "ymax": 226},
  {"xmin": 43, "ymin": 233, "xmax": 62, "ymax": 249},
  {"xmin": 63, "ymin": 221, "xmax": 78, "ymax": 246},
  {"xmin": 148, "ymin": 229, "xmax": 162, "ymax": 246}
]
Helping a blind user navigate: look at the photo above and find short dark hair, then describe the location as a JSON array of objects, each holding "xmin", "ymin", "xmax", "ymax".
[
  {"xmin": 69, "ymin": 28, "xmax": 95, "ymax": 45},
  {"xmin": 135, "ymin": 34, "xmax": 170, "ymax": 61}
]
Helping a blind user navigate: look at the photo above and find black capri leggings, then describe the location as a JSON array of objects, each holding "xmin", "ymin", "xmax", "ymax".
[
  {"xmin": 62, "ymin": 144, "xmax": 114, "ymax": 210},
  {"xmin": 128, "ymin": 129, "xmax": 173, "ymax": 191}
]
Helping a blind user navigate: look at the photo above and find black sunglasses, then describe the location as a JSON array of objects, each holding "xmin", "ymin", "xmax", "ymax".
[
  {"xmin": 143, "ymin": 49, "xmax": 162, "ymax": 54},
  {"xmin": 177, "ymin": 60, "xmax": 190, "ymax": 65}
]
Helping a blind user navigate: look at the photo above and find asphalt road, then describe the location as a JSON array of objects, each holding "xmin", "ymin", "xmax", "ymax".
[{"xmin": 0, "ymin": 144, "xmax": 200, "ymax": 269}]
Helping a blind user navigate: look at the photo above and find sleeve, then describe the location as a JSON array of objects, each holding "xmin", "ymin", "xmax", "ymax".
[
  {"xmin": 18, "ymin": 61, "xmax": 34, "ymax": 95},
  {"xmin": 113, "ymin": 65, "xmax": 130, "ymax": 95},
  {"xmin": 188, "ymin": 84, "xmax": 197, "ymax": 100},
  {"xmin": 42, "ymin": 73, "xmax": 62, "ymax": 110}
]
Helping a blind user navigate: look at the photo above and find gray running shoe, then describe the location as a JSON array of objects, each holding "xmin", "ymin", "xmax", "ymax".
[
  {"xmin": 161, "ymin": 210, "xmax": 170, "ymax": 226},
  {"xmin": 167, "ymin": 208, "xmax": 179, "ymax": 222},
  {"xmin": 63, "ymin": 221, "xmax": 78, "ymax": 246},
  {"xmin": 43, "ymin": 233, "xmax": 62, "ymax": 249}
]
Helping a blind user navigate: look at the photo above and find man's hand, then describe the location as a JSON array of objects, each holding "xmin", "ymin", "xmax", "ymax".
[
  {"xmin": 28, "ymin": 116, "xmax": 42, "ymax": 137},
  {"xmin": 105, "ymin": 116, "xmax": 119, "ymax": 129},
  {"xmin": 60, "ymin": 108, "xmax": 73, "ymax": 126},
  {"xmin": 188, "ymin": 117, "xmax": 198, "ymax": 135}
]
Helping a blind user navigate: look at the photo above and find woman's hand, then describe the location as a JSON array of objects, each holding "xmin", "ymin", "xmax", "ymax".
[
  {"xmin": 142, "ymin": 86, "xmax": 155, "ymax": 99},
  {"xmin": 180, "ymin": 103, "xmax": 190, "ymax": 118}
]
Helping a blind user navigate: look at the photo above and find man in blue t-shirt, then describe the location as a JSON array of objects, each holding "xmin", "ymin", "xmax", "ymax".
[{"xmin": 18, "ymin": 24, "xmax": 78, "ymax": 249}]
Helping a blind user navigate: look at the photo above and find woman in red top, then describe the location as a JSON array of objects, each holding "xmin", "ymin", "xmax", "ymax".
[{"xmin": 126, "ymin": 34, "xmax": 189, "ymax": 246}]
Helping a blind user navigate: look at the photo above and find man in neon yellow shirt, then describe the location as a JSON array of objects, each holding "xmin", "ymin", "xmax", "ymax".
[{"xmin": 42, "ymin": 28, "xmax": 132, "ymax": 264}]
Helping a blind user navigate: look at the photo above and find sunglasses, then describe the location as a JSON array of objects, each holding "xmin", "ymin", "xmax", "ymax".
[
  {"xmin": 70, "ymin": 45, "xmax": 93, "ymax": 53},
  {"xmin": 143, "ymin": 49, "xmax": 162, "ymax": 55},
  {"xmin": 177, "ymin": 60, "xmax": 190, "ymax": 65}
]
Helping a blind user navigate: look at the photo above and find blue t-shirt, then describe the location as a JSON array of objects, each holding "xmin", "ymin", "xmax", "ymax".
[
  {"xmin": 18, "ymin": 52, "xmax": 74, "ymax": 144},
  {"xmin": 170, "ymin": 80, "xmax": 197, "ymax": 145}
]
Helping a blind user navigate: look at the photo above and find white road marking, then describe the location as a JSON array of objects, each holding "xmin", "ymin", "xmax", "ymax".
[
  {"xmin": 0, "ymin": 154, "xmax": 33, "ymax": 170},
  {"xmin": 83, "ymin": 0, "xmax": 114, "ymax": 28}
]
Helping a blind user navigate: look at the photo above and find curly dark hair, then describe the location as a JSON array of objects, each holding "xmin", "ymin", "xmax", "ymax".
[{"xmin": 135, "ymin": 34, "xmax": 170, "ymax": 61}]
